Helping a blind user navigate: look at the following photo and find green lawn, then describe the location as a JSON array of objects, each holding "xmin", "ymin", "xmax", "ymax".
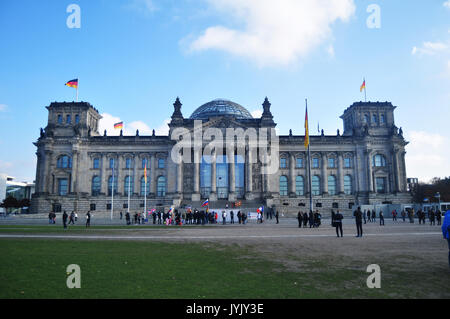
[{"xmin": 0, "ymin": 238, "xmax": 390, "ymax": 299}]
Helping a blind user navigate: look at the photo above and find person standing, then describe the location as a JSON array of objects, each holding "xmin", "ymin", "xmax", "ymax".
[
  {"xmin": 379, "ymin": 211, "xmax": 385, "ymax": 226},
  {"xmin": 371, "ymin": 210, "xmax": 376, "ymax": 223},
  {"xmin": 222, "ymin": 211, "xmax": 227, "ymax": 225},
  {"xmin": 437, "ymin": 210, "xmax": 442, "ymax": 226},
  {"xmin": 335, "ymin": 210, "xmax": 344, "ymax": 238},
  {"xmin": 303, "ymin": 212, "xmax": 308, "ymax": 228},
  {"xmin": 441, "ymin": 210, "xmax": 450, "ymax": 268},
  {"xmin": 392, "ymin": 210, "xmax": 397, "ymax": 222},
  {"xmin": 120, "ymin": 211, "xmax": 123, "ymax": 220},
  {"xmin": 401, "ymin": 210, "xmax": 406, "ymax": 222},
  {"xmin": 297, "ymin": 211, "xmax": 303, "ymax": 228},
  {"xmin": 363, "ymin": 210, "xmax": 367, "ymax": 224},
  {"xmin": 309, "ymin": 211, "xmax": 314, "ymax": 228},
  {"xmin": 237, "ymin": 211, "xmax": 242, "ymax": 224},
  {"xmin": 230, "ymin": 210, "xmax": 234, "ymax": 224},
  {"xmin": 275, "ymin": 211, "xmax": 279, "ymax": 224},
  {"xmin": 62, "ymin": 211, "xmax": 68, "ymax": 229},
  {"xmin": 126, "ymin": 211, "xmax": 131, "ymax": 225},
  {"xmin": 86, "ymin": 211, "xmax": 91, "ymax": 228},
  {"xmin": 367, "ymin": 210, "xmax": 371, "ymax": 223},
  {"xmin": 354, "ymin": 207, "xmax": 363, "ymax": 238},
  {"xmin": 430, "ymin": 209, "xmax": 436, "ymax": 226}
]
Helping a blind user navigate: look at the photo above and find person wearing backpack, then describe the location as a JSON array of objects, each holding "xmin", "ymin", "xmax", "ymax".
[{"xmin": 441, "ymin": 210, "xmax": 450, "ymax": 268}]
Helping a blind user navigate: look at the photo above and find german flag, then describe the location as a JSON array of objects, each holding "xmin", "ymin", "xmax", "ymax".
[
  {"xmin": 65, "ymin": 79, "xmax": 78, "ymax": 89},
  {"xmin": 360, "ymin": 79, "xmax": 366, "ymax": 92},
  {"xmin": 114, "ymin": 122, "xmax": 123, "ymax": 130}
]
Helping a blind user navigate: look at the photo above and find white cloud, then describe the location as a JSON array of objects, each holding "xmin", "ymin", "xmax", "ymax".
[
  {"xmin": 0, "ymin": 104, "xmax": 7, "ymax": 112},
  {"xmin": 405, "ymin": 130, "xmax": 450, "ymax": 183},
  {"xmin": 187, "ymin": 0, "xmax": 355, "ymax": 67},
  {"xmin": 250, "ymin": 109, "xmax": 262, "ymax": 118},
  {"xmin": 98, "ymin": 113, "xmax": 169, "ymax": 137},
  {"xmin": 125, "ymin": 0, "xmax": 158, "ymax": 15},
  {"xmin": 444, "ymin": 1, "xmax": 450, "ymax": 9},
  {"xmin": 412, "ymin": 41, "xmax": 448, "ymax": 56},
  {"xmin": 327, "ymin": 44, "xmax": 335, "ymax": 58}
]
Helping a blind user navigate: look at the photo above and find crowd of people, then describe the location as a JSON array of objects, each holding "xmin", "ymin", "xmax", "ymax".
[{"xmin": 297, "ymin": 211, "xmax": 322, "ymax": 228}]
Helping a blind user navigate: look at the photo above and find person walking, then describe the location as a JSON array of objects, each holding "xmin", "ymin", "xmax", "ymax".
[
  {"xmin": 86, "ymin": 211, "xmax": 91, "ymax": 228},
  {"xmin": 379, "ymin": 211, "xmax": 385, "ymax": 226},
  {"xmin": 363, "ymin": 210, "xmax": 367, "ymax": 224},
  {"xmin": 367, "ymin": 210, "xmax": 371, "ymax": 223},
  {"xmin": 125, "ymin": 211, "xmax": 131, "ymax": 225},
  {"xmin": 354, "ymin": 207, "xmax": 363, "ymax": 238},
  {"xmin": 68, "ymin": 211, "xmax": 75, "ymax": 225},
  {"xmin": 441, "ymin": 210, "xmax": 450, "ymax": 268},
  {"xmin": 335, "ymin": 210, "xmax": 344, "ymax": 238},
  {"xmin": 401, "ymin": 210, "xmax": 406, "ymax": 222},
  {"xmin": 297, "ymin": 211, "xmax": 303, "ymax": 228},
  {"xmin": 371, "ymin": 210, "xmax": 376, "ymax": 223},
  {"xmin": 392, "ymin": 210, "xmax": 397, "ymax": 222},
  {"xmin": 62, "ymin": 211, "xmax": 68, "ymax": 229},
  {"xmin": 275, "ymin": 211, "xmax": 279, "ymax": 224}
]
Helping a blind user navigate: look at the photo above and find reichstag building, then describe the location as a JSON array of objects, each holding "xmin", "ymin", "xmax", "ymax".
[{"xmin": 31, "ymin": 97, "xmax": 411, "ymax": 214}]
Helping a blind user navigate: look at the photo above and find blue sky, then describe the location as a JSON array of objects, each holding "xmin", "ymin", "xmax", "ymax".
[{"xmin": 0, "ymin": 0, "xmax": 449, "ymax": 183}]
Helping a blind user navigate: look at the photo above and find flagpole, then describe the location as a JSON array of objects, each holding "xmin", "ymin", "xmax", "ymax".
[
  {"xmin": 111, "ymin": 159, "xmax": 114, "ymax": 220},
  {"xmin": 364, "ymin": 77, "xmax": 367, "ymax": 102},
  {"xmin": 144, "ymin": 163, "xmax": 147, "ymax": 219},
  {"xmin": 76, "ymin": 77, "xmax": 79, "ymax": 102},
  {"xmin": 127, "ymin": 164, "xmax": 131, "ymax": 216},
  {"xmin": 306, "ymin": 99, "xmax": 313, "ymax": 214}
]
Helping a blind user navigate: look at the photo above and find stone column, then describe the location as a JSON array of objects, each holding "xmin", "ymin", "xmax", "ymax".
[
  {"xmin": 338, "ymin": 152, "xmax": 344, "ymax": 194},
  {"xmin": 229, "ymin": 150, "xmax": 236, "ymax": 201},
  {"xmin": 70, "ymin": 150, "xmax": 78, "ymax": 193},
  {"xmin": 393, "ymin": 150, "xmax": 401, "ymax": 193},
  {"xmin": 100, "ymin": 154, "xmax": 107, "ymax": 195},
  {"xmin": 177, "ymin": 160, "xmax": 183, "ymax": 198},
  {"xmin": 192, "ymin": 148, "xmax": 200, "ymax": 201},
  {"xmin": 150, "ymin": 153, "xmax": 156, "ymax": 196},
  {"xmin": 305, "ymin": 153, "xmax": 310, "ymax": 196},
  {"xmin": 321, "ymin": 153, "xmax": 328, "ymax": 194},
  {"xmin": 245, "ymin": 146, "xmax": 253, "ymax": 200},
  {"xmin": 210, "ymin": 151, "xmax": 217, "ymax": 201},
  {"xmin": 367, "ymin": 151, "xmax": 373, "ymax": 193},
  {"xmin": 44, "ymin": 150, "xmax": 53, "ymax": 194},
  {"xmin": 117, "ymin": 155, "xmax": 123, "ymax": 195},
  {"xmin": 289, "ymin": 153, "xmax": 296, "ymax": 197},
  {"xmin": 400, "ymin": 151, "xmax": 407, "ymax": 192}
]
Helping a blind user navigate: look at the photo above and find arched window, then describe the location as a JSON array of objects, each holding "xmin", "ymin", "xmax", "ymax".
[
  {"xmin": 91, "ymin": 176, "xmax": 101, "ymax": 196},
  {"xmin": 75, "ymin": 114, "xmax": 80, "ymax": 124},
  {"xmin": 57, "ymin": 114, "xmax": 63, "ymax": 124},
  {"xmin": 279, "ymin": 176, "xmax": 288, "ymax": 196},
  {"xmin": 372, "ymin": 114, "xmax": 378, "ymax": 124},
  {"xmin": 157, "ymin": 176, "xmax": 166, "ymax": 197},
  {"xmin": 140, "ymin": 176, "xmax": 150, "ymax": 196},
  {"xmin": 344, "ymin": 175, "xmax": 353, "ymax": 195},
  {"xmin": 312, "ymin": 176, "xmax": 321, "ymax": 196},
  {"xmin": 57, "ymin": 155, "xmax": 72, "ymax": 168},
  {"xmin": 296, "ymin": 176, "xmax": 304, "ymax": 196},
  {"xmin": 373, "ymin": 154, "xmax": 386, "ymax": 167},
  {"xmin": 108, "ymin": 176, "xmax": 118, "ymax": 196},
  {"xmin": 66, "ymin": 114, "xmax": 71, "ymax": 124},
  {"xmin": 328, "ymin": 175, "xmax": 337, "ymax": 196},
  {"xmin": 124, "ymin": 176, "xmax": 134, "ymax": 196}
]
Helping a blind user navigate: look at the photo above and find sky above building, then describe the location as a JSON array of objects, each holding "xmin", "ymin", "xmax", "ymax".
[{"xmin": 0, "ymin": 0, "xmax": 449, "ymax": 183}]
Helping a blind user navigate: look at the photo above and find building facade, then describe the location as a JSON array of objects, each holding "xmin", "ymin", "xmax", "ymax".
[{"xmin": 31, "ymin": 98, "xmax": 411, "ymax": 215}]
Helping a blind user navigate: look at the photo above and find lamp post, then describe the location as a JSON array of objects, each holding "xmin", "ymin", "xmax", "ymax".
[{"xmin": 435, "ymin": 192, "xmax": 441, "ymax": 212}]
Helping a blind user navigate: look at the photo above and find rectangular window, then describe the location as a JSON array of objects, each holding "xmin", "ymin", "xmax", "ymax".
[
  {"xmin": 280, "ymin": 158, "xmax": 287, "ymax": 169},
  {"xmin": 57, "ymin": 115, "xmax": 63, "ymax": 124},
  {"xmin": 312, "ymin": 158, "xmax": 320, "ymax": 169},
  {"xmin": 328, "ymin": 158, "xmax": 336, "ymax": 168},
  {"xmin": 106, "ymin": 203, "xmax": 112, "ymax": 210},
  {"xmin": 58, "ymin": 178, "xmax": 68, "ymax": 196},
  {"xmin": 126, "ymin": 158, "xmax": 132, "ymax": 169},
  {"xmin": 158, "ymin": 158, "xmax": 165, "ymax": 169},
  {"xmin": 93, "ymin": 158, "xmax": 100, "ymax": 169},
  {"xmin": 75, "ymin": 114, "xmax": 80, "ymax": 124},
  {"xmin": 376, "ymin": 177, "xmax": 386, "ymax": 194},
  {"xmin": 52, "ymin": 203, "xmax": 62, "ymax": 213},
  {"xmin": 66, "ymin": 115, "xmax": 71, "ymax": 124},
  {"xmin": 90, "ymin": 204, "xmax": 96, "ymax": 211},
  {"xmin": 344, "ymin": 158, "xmax": 351, "ymax": 168},
  {"xmin": 296, "ymin": 158, "xmax": 303, "ymax": 168}
]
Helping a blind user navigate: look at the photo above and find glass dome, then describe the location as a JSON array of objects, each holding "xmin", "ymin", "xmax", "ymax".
[{"xmin": 189, "ymin": 99, "xmax": 254, "ymax": 120}]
